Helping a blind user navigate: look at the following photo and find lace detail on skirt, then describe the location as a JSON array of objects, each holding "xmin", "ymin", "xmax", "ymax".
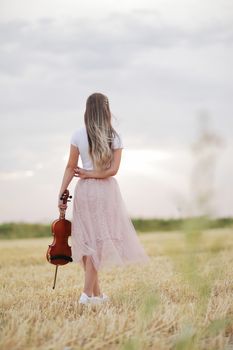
[{"xmin": 71, "ymin": 177, "xmax": 150, "ymax": 271}]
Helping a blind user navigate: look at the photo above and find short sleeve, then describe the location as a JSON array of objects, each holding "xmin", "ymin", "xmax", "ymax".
[
  {"xmin": 112, "ymin": 132, "xmax": 124, "ymax": 150},
  {"xmin": 70, "ymin": 131, "xmax": 78, "ymax": 148}
]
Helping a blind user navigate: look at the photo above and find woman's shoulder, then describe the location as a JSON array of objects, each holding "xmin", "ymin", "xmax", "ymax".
[
  {"xmin": 70, "ymin": 125, "xmax": 85, "ymax": 146},
  {"xmin": 112, "ymin": 129, "xmax": 124, "ymax": 149},
  {"xmin": 72, "ymin": 125, "xmax": 86, "ymax": 135}
]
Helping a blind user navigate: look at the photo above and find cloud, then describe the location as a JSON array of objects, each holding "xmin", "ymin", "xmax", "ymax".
[
  {"xmin": 0, "ymin": 12, "xmax": 232, "ymax": 78},
  {"xmin": 0, "ymin": 11, "xmax": 232, "ymax": 123},
  {"xmin": 0, "ymin": 170, "xmax": 34, "ymax": 180}
]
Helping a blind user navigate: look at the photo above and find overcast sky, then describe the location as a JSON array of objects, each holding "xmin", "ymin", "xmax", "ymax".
[{"xmin": 0, "ymin": 0, "xmax": 232, "ymax": 222}]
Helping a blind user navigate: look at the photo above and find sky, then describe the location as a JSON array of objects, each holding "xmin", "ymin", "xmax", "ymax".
[{"xmin": 0, "ymin": 0, "xmax": 232, "ymax": 222}]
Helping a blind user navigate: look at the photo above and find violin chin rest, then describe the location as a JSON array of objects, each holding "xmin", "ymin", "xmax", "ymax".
[{"xmin": 50, "ymin": 255, "xmax": 73, "ymax": 262}]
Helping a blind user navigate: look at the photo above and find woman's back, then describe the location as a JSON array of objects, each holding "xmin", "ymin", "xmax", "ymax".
[{"xmin": 70, "ymin": 125, "xmax": 124, "ymax": 171}]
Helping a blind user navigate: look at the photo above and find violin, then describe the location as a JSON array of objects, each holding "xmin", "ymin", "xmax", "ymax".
[{"xmin": 46, "ymin": 189, "xmax": 73, "ymax": 289}]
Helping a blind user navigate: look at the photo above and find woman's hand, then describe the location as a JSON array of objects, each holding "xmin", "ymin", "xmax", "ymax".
[
  {"xmin": 73, "ymin": 166, "xmax": 111, "ymax": 179},
  {"xmin": 58, "ymin": 197, "xmax": 68, "ymax": 212},
  {"xmin": 74, "ymin": 166, "xmax": 90, "ymax": 179}
]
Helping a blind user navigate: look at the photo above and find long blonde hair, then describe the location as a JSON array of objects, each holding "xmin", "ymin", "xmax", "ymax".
[{"xmin": 84, "ymin": 92, "xmax": 120, "ymax": 170}]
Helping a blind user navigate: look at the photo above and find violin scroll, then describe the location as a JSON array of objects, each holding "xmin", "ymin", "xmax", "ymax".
[{"xmin": 60, "ymin": 189, "xmax": 72, "ymax": 203}]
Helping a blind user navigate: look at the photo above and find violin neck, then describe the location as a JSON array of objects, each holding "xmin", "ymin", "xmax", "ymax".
[{"xmin": 59, "ymin": 210, "xmax": 66, "ymax": 220}]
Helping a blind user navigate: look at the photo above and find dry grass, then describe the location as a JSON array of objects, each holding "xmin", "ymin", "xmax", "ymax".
[{"xmin": 1, "ymin": 229, "xmax": 233, "ymax": 350}]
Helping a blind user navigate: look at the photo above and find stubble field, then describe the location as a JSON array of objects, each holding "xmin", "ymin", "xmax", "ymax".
[{"xmin": 1, "ymin": 228, "xmax": 233, "ymax": 350}]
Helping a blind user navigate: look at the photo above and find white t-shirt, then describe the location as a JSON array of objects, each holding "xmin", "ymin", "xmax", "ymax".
[{"xmin": 70, "ymin": 125, "xmax": 124, "ymax": 170}]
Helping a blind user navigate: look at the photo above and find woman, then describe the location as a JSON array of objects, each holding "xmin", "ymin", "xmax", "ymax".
[{"xmin": 58, "ymin": 92, "xmax": 150, "ymax": 305}]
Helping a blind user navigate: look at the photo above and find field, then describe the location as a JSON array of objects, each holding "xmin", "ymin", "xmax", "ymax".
[{"xmin": 1, "ymin": 228, "xmax": 233, "ymax": 350}]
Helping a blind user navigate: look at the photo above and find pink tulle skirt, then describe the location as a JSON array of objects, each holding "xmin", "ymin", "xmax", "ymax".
[{"xmin": 71, "ymin": 176, "xmax": 150, "ymax": 271}]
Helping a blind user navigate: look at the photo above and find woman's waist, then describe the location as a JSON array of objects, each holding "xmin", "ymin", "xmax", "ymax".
[{"xmin": 78, "ymin": 176, "xmax": 116, "ymax": 181}]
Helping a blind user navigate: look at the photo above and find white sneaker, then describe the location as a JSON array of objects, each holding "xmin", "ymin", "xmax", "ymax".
[
  {"xmin": 91, "ymin": 293, "xmax": 110, "ymax": 304},
  {"xmin": 78, "ymin": 292, "xmax": 92, "ymax": 305}
]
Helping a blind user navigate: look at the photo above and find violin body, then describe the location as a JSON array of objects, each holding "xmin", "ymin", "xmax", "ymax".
[{"xmin": 46, "ymin": 218, "xmax": 72, "ymax": 265}]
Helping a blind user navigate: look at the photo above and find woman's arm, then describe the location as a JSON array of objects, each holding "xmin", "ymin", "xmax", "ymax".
[
  {"xmin": 58, "ymin": 145, "xmax": 79, "ymax": 208},
  {"xmin": 74, "ymin": 149, "xmax": 123, "ymax": 179}
]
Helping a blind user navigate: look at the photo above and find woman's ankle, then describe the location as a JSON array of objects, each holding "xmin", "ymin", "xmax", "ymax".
[{"xmin": 83, "ymin": 290, "xmax": 92, "ymax": 297}]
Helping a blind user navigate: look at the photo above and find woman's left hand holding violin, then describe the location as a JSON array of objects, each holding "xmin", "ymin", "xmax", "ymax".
[{"xmin": 58, "ymin": 196, "xmax": 67, "ymax": 212}]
